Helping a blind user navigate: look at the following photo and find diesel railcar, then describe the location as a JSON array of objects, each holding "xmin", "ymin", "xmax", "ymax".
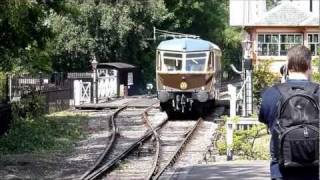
[{"xmin": 156, "ymin": 38, "xmax": 222, "ymax": 117}]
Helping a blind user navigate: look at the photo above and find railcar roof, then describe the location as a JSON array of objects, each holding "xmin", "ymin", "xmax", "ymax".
[{"xmin": 157, "ymin": 38, "xmax": 220, "ymax": 52}]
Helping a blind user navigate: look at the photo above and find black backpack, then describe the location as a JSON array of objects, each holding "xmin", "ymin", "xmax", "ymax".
[{"xmin": 274, "ymin": 82, "xmax": 319, "ymax": 168}]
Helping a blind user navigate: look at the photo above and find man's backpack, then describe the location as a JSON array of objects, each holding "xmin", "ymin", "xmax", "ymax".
[{"xmin": 274, "ymin": 82, "xmax": 319, "ymax": 168}]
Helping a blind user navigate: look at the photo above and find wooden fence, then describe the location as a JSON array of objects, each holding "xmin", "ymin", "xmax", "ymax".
[{"xmin": 9, "ymin": 73, "xmax": 73, "ymax": 114}]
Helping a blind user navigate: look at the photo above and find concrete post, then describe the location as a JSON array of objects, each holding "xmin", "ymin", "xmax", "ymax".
[
  {"xmin": 74, "ymin": 80, "xmax": 80, "ymax": 106},
  {"xmin": 93, "ymin": 70, "xmax": 97, "ymax": 104},
  {"xmin": 227, "ymin": 84, "xmax": 237, "ymax": 160},
  {"xmin": 245, "ymin": 69, "xmax": 253, "ymax": 116}
]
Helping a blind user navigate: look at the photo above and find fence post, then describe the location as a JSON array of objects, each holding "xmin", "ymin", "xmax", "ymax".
[
  {"xmin": 227, "ymin": 84, "xmax": 237, "ymax": 161},
  {"xmin": 6, "ymin": 73, "xmax": 12, "ymax": 102}
]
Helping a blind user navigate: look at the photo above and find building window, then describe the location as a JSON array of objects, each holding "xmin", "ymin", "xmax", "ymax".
[
  {"xmin": 308, "ymin": 33, "xmax": 319, "ymax": 56},
  {"xmin": 257, "ymin": 33, "xmax": 302, "ymax": 56}
]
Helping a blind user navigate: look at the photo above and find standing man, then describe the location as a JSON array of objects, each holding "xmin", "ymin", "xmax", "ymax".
[{"xmin": 259, "ymin": 45, "xmax": 319, "ymax": 180}]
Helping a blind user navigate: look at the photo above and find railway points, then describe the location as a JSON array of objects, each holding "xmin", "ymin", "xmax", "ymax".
[{"xmin": 74, "ymin": 94, "xmax": 242, "ymax": 180}]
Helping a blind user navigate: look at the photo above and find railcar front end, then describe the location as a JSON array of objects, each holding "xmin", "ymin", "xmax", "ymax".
[{"xmin": 156, "ymin": 38, "xmax": 221, "ymax": 117}]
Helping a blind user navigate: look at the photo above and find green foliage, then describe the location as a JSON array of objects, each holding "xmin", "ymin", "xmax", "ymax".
[
  {"xmin": 11, "ymin": 91, "xmax": 46, "ymax": 119},
  {"xmin": 0, "ymin": 0, "xmax": 65, "ymax": 73},
  {"xmin": 232, "ymin": 125, "xmax": 269, "ymax": 160},
  {"xmin": 216, "ymin": 119, "xmax": 270, "ymax": 160},
  {"xmin": 163, "ymin": 0, "xmax": 242, "ymax": 76},
  {"xmin": 253, "ymin": 60, "xmax": 277, "ymax": 105},
  {"xmin": 312, "ymin": 72, "xmax": 320, "ymax": 83},
  {"xmin": 48, "ymin": 1, "xmax": 168, "ymax": 79},
  {"xmin": 0, "ymin": 0, "xmax": 241, "ymax": 86},
  {"xmin": 312, "ymin": 57, "xmax": 320, "ymax": 83},
  {"xmin": 0, "ymin": 113, "xmax": 87, "ymax": 154}
]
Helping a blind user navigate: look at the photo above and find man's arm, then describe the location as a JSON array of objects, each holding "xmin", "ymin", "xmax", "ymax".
[{"xmin": 258, "ymin": 87, "xmax": 280, "ymax": 127}]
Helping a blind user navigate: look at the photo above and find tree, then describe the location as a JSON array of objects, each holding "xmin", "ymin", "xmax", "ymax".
[
  {"xmin": 49, "ymin": 0, "xmax": 169, "ymax": 83},
  {"xmin": 0, "ymin": 0, "xmax": 65, "ymax": 73},
  {"xmin": 162, "ymin": 0, "xmax": 242, "ymax": 76}
]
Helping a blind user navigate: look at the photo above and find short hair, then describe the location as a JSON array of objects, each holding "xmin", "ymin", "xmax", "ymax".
[{"xmin": 287, "ymin": 45, "xmax": 312, "ymax": 73}]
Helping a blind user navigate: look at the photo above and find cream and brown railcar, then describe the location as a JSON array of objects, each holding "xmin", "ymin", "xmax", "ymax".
[{"xmin": 156, "ymin": 38, "xmax": 222, "ymax": 116}]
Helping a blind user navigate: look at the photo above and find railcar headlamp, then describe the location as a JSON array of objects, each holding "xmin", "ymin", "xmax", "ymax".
[{"xmin": 197, "ymin": 91, "xmax": 209, "ymax": 102}]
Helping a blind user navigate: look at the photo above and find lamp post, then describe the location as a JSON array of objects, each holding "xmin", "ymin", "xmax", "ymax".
[
  {"xmin": 241, "ymin": 39, "xmax": 253, "ymax": 116},
  {"xmin": 91, "ymin": 56, "xmax": 98, "ymax": 104}
]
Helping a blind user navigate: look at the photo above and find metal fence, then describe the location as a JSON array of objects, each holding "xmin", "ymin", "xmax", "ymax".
[
  {"xmin": 9, "ymin": 72, "xmax": 73, "ymax": 113},
  {"xmin": 0, "ymin": 74, "xmax": 8, "ymax": 103}
]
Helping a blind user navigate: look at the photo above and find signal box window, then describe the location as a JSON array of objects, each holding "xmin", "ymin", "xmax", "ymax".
[
  {"xmin": 308, "ymin": 33, "xmax": 319, "ymax": 56},
  {"xmin": 257, "ymin": 33, "xmax": 302, "ymax": 56}
]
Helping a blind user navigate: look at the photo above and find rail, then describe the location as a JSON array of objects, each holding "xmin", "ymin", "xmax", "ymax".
[
  {"xmin": 153, "ymin": 118, "xmax": 203, "ymax": 180},
  {"xmin": 82, "ymin": 106, "xmax": 168, "ymax": 180},
  {"xmin": 80, "ymin": 106, "xmax": 127, "ymax": 180},
  {"xmin": 143, "ymin": 106, "xmax": 161, "ymax": 180}
]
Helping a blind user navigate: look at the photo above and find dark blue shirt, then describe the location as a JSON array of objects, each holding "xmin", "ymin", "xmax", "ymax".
[{"xmin": 259, "ymin": 79, "xmax": 319, "ymax": 179}]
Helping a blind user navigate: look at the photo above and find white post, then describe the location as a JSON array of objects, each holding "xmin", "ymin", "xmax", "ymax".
[
  {"xmin": 227, "ymin": 84, "xmax": 237, "ymax": 160},
  {"xmin": 228, "ymin": 84, "xmax": 237, "ymax": 117},
  {"xmin": 245, "ymin": 69, "xmax": 253, "ymax": 115},
  {"xmin": 74, "ymin": 80, "xmax": 80, "ymax": 106},
  {"xmin": 93, "ymin": 71, "xmax": 97, "ymax": 104}
]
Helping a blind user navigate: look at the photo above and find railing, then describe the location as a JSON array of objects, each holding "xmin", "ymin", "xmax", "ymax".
[{"xmin": 9, "ymin": 73, "xmax": 73, "ymax": 113}]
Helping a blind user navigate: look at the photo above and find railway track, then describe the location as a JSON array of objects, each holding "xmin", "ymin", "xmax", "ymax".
[
  {"xmin": 81, "ymin": 104, "xmax": 216, "ymax": 180},
  {"xmin": 81, "ymin": 105, "xmax": 166, "ymax": 180},
  {"xmin": 104, "ymin": 117, "xmax": 206, "ymax": 180},
  {"xmin": 150, "ymin": 118, "xmax": 202, "ymax": 180}
]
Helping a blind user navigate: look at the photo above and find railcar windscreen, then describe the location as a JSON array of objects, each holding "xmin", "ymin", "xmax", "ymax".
[
  {"xmin": 186, "ymin": 58, "xmax": 206, "ymax": 71},
  {"xmin": 163, "ymin": 58, "xmax": 182, "ymax": 71}
]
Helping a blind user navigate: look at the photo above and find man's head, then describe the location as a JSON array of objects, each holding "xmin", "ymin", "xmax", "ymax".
[{"xmin": 287, "ymin": 45, "xmax": 312, "ymax": 74}]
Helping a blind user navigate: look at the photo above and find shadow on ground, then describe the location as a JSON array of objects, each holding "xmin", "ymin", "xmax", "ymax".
[{"xmin": 168, "ymin": 161, "xmax": 270, "ymax": 180}]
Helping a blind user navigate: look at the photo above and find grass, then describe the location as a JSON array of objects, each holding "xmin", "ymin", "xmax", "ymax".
[{"xmin": 0, "ymin": 111, "xmax": 88, "ymax": 154}]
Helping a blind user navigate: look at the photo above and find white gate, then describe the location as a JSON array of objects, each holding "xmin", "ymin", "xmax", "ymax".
[
  {"xmin": 97, "ymin": 69, "xmax": 118, "ymax": 100},
  {"xmin": 81, "ymin": 81, "xmax": 91, "ymax": 104},
  {"xmin": 74, "ymin": 80, "xmax": 91, "ymax": 105}
]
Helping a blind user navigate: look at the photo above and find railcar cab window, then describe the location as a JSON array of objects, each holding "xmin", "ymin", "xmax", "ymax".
[
  {"xmin": 186, "ymin": 53, "xmax": 207, "ymax": 72},
  {"xmin": 163, "ymin": 53, "xmax": 183, "ymax": 71}
]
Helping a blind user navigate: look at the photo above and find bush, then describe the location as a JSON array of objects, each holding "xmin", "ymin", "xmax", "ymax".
[
  {"xmin": 216, "ymin": 117, "xmax": 270, "ymax": 160},
  {"xmin": 312, "ymin": 57, "xmax": 320, "ymax": 83},
  {"xmin": 253, "ymin": 60, "xmax": 277, "ymax": 106},
  {"xmin": 11, "ymin": 91, "xmax": 46, "ymax": 119}
]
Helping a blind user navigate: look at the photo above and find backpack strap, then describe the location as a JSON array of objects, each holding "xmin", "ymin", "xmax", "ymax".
[{"xmin": 304, "ymin": 82, "xmax": 319, "ymax": 95}]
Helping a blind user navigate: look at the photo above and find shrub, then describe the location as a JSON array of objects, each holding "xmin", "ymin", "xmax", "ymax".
[
  {"xmin": 11, "ymin": 91, "xmax": 46, "ymax": 119},
  {"xmin": 312, "ymin": 57, "xmax": 320, "ymax": 83},
  {"xmin": 215, "ymin": 117, "xmax": 270, "ymax": 160},
  {"xmin": 253, "ymin": 60, "xmax": 277, "ymax": 105}
]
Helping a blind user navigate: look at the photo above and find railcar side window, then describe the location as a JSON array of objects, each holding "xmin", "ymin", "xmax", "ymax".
[
  {"xmin": 208, "ymin": 52, "xmax": 214, "ymax": 70},
  {"xmin": 163, "ymin": 58, "xmax": 182, "ymax": 71}
]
